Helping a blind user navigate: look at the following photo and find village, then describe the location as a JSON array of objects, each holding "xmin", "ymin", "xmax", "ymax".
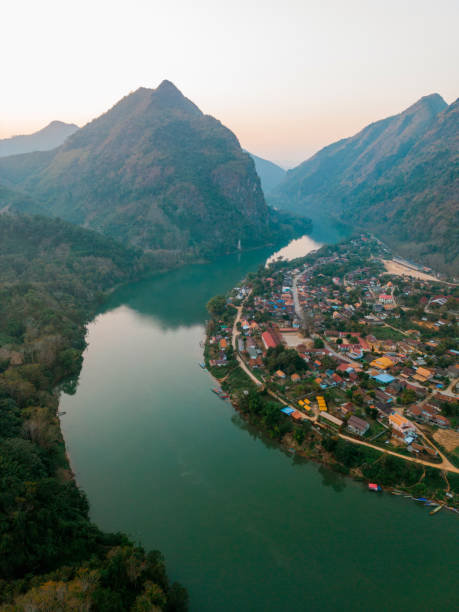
[{"xmin": 206, "ymin": 235, "xmax": 459, "ymax": 494}]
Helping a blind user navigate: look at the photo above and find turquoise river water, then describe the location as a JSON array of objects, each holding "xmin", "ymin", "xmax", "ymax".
[{"xmin": 60, "ymin": 218, "xmax": 458, "ymax": 611}]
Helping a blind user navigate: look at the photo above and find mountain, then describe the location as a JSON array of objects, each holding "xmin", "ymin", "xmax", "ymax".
[
  {"xmin": 270, "ymin": 94, "xmax": 459, "ymax": 274},
  {"xmin": 0, "ymin": 121, "xmax": 79, "ymax": 157},
  {"xmin": 248, "ymin": 153, "xmax": 286, "ymax": 193},
  {"xmin": 0, "ymin": 81, "xmax": 290, "ymax": 257}
]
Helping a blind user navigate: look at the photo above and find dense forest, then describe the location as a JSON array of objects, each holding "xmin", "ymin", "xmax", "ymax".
[
  {"xmin": 0, "ymin": 81, "xmax": 308, "ymax": 258},
  {"xmin": 0, "ymin": 215, "xmax": 187, "ymax": 610},
  {"xmin": 270, "ymin": 94, "xmax": 459, "ymax": 274}
]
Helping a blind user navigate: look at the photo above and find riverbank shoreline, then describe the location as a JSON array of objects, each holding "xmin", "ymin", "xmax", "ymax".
[
  {"xmin": 203, "ymin": 234, "xmax": 459, "ymax": 510},
  {"xmin": 204, "ymin": 351, "xmax": 459, "ymax": 516}
]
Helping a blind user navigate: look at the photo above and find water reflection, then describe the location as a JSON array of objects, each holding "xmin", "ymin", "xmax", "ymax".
[
  {"xmin": 266, "ymin": 234, "xmax": 322, "ymax": 265},
  {"xmin": 318, "ymin": 465, "xmax": 347, "ymax": 493},
  {"xmin": 102, "ymin": 247, "xmax": 274, "ymax": 329},
  {"xmin": 103, "ymin": 213, "xmax": 351, "ymax": 330},
  {"xmin": 231, "ymin": 413, "xmax": 280, "ymax": 452}
]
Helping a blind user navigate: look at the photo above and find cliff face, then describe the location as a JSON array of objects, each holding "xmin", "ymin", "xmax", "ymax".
[
  {"xmin": 270, "ymin": 94, "xmax": 459, "ymax": 274},
  {"xmin": 0, "ymin": 81, "xmax": 274, "ymax": 256}
]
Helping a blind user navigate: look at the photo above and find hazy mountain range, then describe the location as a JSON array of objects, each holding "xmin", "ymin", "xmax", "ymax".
[
  {"xmin": 0, "ymin": 121, "xmax": 79, "ymax": 157},
  {"xmin": 248, "ymin": 153, "xmax": 286, "ymax": 193},
  {"xmin": 0, "ymin": 81, "xmax": 307, "ymax": 258},
  {"xmin": 0, "ymin": 119, "xmax": 286, "ymax": 199},
  {"xmin": 269, "ymin": 94, "xmax": 458, "ymax": 274},
  {"xmin": 0, "ymin": 87, "xmax": 457, "ymax": 272}
]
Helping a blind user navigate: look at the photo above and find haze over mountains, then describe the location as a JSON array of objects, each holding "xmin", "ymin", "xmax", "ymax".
[
  {"xmin": 270, "ymin": 94, "xmax": 459, "ymax": 274},
  {"xmin": 0, "ymin": 81, "xmax": 301, "ymax": 258},
  {"xmin": 248, "ymin": 153, "xmax": 286, "ymax": 193},
  {"xmin": 0, "ymin": 86, "xmax": 456, "ymax": 273},
  {"xmin": 0, "ymin": 121, "xmax": 79, "ymax": 157}
]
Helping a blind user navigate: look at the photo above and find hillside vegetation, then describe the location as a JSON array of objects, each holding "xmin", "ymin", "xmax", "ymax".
[
  {"xmin": 0, "ymin": 81, "xmax": 297, "ymax": 257},
  {"xmin": 0, "ymin": 215, "xmax": 186, "ymax": 611},
  {"xmin": 270, "ymin": 94, "xmax": 459, "ymax": 274}
]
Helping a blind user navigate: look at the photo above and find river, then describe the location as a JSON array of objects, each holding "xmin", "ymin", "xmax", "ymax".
[{"xmin": 60, "ymin": 218, "xmax": 458, "ymax": 611}]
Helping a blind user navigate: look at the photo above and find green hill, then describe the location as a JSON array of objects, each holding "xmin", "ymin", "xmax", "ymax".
[
  {"xmin": 0, "ymin": 81, "xmax": 289, "ymax": 257},
  {"xmin": 270, "ymin": 94, "xmax": 459, "ymax": 274}
]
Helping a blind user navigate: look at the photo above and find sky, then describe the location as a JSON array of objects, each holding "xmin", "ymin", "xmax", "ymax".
[{"xmin": 1, "ymin": 0, "xmax": 458, "ymax": 167}]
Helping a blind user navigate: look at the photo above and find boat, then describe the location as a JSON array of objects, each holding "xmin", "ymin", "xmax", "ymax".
[
  {"xmin": 211, "ymin": 388, "xmax": 229, "ymax": 400},
  {"xmin": 429, "ymin": 505, "xmax": 443, "ymax": 515},
  {"xmin": 57, "ymin": 411, "xmax": 66, "ymax": 416},
  {"xmin": 199, "ymin": 362, "xmax": 206, "ymax": 369},
  {"xmin": 368, "ymin": 483, "xmax": 382, "ymax": 492}
]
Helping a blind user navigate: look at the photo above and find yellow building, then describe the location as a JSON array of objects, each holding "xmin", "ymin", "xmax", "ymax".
[{"xmin": 370, "ymin": 356, "xmax": 394, "ymax": 370}]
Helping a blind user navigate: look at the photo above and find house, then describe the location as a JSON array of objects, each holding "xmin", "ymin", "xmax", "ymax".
[
  {"xmin": 261, "ymin": 328, "xmax": 282, "ymax": 350},
  {"xmin": 408, "ymin": 442, "xmax": 437, "ymax": 457},
  {"xmin": 375, "ymin": 386, "xmax": 391, "ymax": 400},
  {"xmin": 389, "ymin": 413, "xmax": 416, "ymax": 438},
  {"xmin": 219, "ymin": 338, "xmax": 228, "ymax": 350},
  {"xmin": 372, "ymin": 373, "xmax": 395, "ymax": 385},
  {"xmin": 375, "ymin": 402, "xmax": 392, "ymax": 418},
  {"xmin": 370, "ymin": 356, "xmax": 395, "ymax": 370},
  {"xmin": 320, "ymin": 412, "xmax": 343, "ymax": 429},
  {"xmin": 347, "ymin": 415, "xmax": 370, "ymax": 436},
  {"xmin": 406, "ymin": 405, "xmax": 423, "ymax": 422},
  {"xmin": 337, "ymin": 362, "xmax": 353, "ymax": 373},
  {"xmin": 405, "ymin": 382, "xmax": 427, "ymax": 397},
  {"xmin": 413, "ymin": 367, "xmax": 433, "ymax": 383},
  {"xmin": 434, "ymin": 414, "xmax": 451, "ymax": 429},
  {"xmin": 338, "ymin": 402, "xmax": 354, "ymax": 416},
  {"xmin": 276, "ymin": 370, "xmax": 286, "ymax": 379},
  {"xmin": 291, "ymin": 373, "xmax": 301, "ymax": 383}
]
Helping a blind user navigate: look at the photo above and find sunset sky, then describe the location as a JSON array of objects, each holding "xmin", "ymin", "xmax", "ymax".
[{"xmin": 2, "ymin": 0, "xmax": 458, "ymax": 167}]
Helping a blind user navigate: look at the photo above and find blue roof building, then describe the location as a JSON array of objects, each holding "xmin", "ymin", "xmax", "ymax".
[{"xmin": 372, "ymin": 373, "xmax": 395, "ymax": 385}]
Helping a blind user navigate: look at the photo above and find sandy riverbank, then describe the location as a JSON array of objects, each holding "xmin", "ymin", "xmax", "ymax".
[{"xmin": 382, "ymin": 259, "xmax": 441, "ymax": 282}]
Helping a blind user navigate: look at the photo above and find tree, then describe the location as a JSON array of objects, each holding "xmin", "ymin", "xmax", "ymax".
[{"xmin": 206, "ymin": 295, "xmax": 226, "ymax": 316}]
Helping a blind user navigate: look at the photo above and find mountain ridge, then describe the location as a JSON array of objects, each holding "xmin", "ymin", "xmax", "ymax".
[
  {"xmin": 269, "ymin": 93, "xmax": 458, "ymax": 274},
  {"xmin": 248, "ymin": 152, "xmax": 286, "ymax": 194},
  {"xmin": 0, "ymin": 82, "xmax": 301, "ymax": 257},
  {"xmin": 0, "ymin": 121, "xmax": 79, "ymax": 157}
]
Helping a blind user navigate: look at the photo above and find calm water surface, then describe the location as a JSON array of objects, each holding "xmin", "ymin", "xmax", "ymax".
[{"xmin": 60, "ymin": 221, "xmax": 458, "ymax": 611}]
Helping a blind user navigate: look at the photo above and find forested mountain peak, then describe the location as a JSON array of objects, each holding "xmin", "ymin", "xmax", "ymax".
[
  {"xmin": 269, "ymin": 93, "xmax": 457, "ymax": 273},
  {"xmin": 0, "ymin": 82, "xmax": 289, "ymax": 256}
]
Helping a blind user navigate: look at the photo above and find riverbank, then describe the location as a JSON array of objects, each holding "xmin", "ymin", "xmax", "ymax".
[
  {"xmin": 59, "ymin": 239, "xmax": 459, "ymax": 612},
  {"xmin": 204, "ymin": 234, "xmax": 459, "ymax": 509},
  {"xmin": 205, "ymin": 347, "xmax": 459, "ymax": 514},
  {"xmin": 0, "ymin": 216, "xmax": 188, "ymax": 610}
]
